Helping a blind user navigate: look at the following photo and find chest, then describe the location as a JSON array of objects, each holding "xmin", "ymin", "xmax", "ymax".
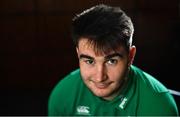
[{"xmin": 64, "ymin": 95, "xmax": 137, "ymax": 116}]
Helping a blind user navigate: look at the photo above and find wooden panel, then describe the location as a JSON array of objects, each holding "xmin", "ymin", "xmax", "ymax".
[
  {"xmin": 0, "ymin": 0, "xmax": 34, "ymax": 13},
  {"xmin": 138, "ymin": 0, "xmax": 179, "ymax": 9},
  {"xmin": 36, "ymin": 0, "xmax": 136, "ymax": 13}
]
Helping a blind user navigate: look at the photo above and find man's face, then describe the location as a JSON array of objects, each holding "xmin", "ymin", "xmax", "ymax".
[{"xmin": 76, "ymin": 38, "xmax": 136, "ymax": 100}]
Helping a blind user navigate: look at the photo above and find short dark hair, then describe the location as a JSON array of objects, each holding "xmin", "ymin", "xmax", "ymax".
[{"xmin": 71, "ymin": 4, "xmax": 134, "ymax": 54}]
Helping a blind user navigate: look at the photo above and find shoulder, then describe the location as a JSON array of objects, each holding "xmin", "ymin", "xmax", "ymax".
[
  {"xmin": 131, "ymin": 65, "xmax": 168, "ymax": 93},
  {"xmin": 48, "ymin": 69, "xmax": 82, "ymax": 115},
  {"xmin": 50, "ymin": 69, "xmax": 81, "ymax": 98},
  {"xmin": 52, "ymin": 69, "xmax": 81, "ymax": 94},
  {"xmin": 131, "ymin": 65, "xmax": 179, "ymax": 115},
  {"xmin": 58, "ymin": 69, "xmax": 81, "ymax": 87}
]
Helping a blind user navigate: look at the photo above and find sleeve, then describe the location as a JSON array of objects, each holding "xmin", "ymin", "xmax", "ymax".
[
  {"xmin": 137, "ymin": 91, "xmax": 179, "ymax": 116},
  {"xmin": 48, "ymin": 80, "xmax": 66, "ymax": 116},
  {"xmin": 158, "ymin": 92, "xmax": 179, "ymax": 115},
  {"xmin": 48, "ymin": 69, "xmax": 80, "ymax": 116},
  {"xmin": 48, "ymin": 89, "xmax": 59, "ymax": 116}
]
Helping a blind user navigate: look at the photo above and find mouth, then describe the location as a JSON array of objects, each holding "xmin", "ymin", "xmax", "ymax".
[{"xmin": 93, "ymin": 82, "xmax": 112, "ymax": 89}]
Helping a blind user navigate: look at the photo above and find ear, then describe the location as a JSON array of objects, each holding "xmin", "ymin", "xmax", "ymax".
[
  {"xmin": 128, "ymin": 45, "xmax": 136, "ymax": 66},
  {"xmin": 76, "ymin": 47, "xmax": 80, "ymax": 58}
]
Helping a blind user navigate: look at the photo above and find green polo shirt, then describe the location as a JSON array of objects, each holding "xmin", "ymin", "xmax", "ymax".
[{"xmin": 48, "ymin": 65, "xmax": 179, "ymax": 116}]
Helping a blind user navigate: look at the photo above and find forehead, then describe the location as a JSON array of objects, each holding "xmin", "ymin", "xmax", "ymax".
[
  {"xmin": 78, "ymin": 38, "xmax": 90, "ymax": 49},
  {"xmin": 78, "ymin": 38, "xmax": 127, "ymax": 56}
]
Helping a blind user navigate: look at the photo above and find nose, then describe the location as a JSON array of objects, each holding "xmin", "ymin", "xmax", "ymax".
[{"xmin": 94, "ymin": 65, "xmax": 107, "ymax": 82}]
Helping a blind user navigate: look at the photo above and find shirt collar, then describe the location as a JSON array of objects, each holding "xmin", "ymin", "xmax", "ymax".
[{"xmin": 116, "ymin": 66, "xmax": 136, "ymax": 110}]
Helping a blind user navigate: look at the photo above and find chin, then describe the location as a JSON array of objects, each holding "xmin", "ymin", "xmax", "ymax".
[{"xmin": 92, "ymin": 89, "xmax": 112, "ymax": 98}]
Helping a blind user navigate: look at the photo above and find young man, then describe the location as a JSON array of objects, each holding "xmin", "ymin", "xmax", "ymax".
[{"xmin": 48, "ymin": 4, "xmax": 179, "ymax": 116}]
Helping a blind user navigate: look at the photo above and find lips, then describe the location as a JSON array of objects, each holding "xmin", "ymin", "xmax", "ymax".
[{"xmin": 93, "ymin": 82, "xmax": 112, "ymax": 89}]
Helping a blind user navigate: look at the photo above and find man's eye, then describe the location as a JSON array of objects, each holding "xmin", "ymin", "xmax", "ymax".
[
  {"xmin": 107, "ymin": 59, "xmax": 118, "ymax": 65},
  {"xmin": 85, "ymin": 60, "xmax": 94, "ymax": 65}
]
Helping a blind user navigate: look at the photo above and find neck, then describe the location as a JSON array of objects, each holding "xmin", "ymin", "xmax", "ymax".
[{"xmin": 103, "ymin": 75, "xmax": 130, "ymax": 101}]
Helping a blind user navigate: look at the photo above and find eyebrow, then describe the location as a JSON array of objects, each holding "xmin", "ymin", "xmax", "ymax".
[
  {"xmin": 79, "ymin": 53, "xmax": 123, "ymax": 60},
  {"xmin": 79, "ymin": 54, "xmax": 94, "ymax": 60},
  {"xmin": 105, "ymin": 53, "xmax": 123, "ymax": 60}
]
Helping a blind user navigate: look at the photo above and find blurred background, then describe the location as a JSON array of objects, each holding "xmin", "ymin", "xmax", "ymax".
[{"xmin": 1, "ymin": 0, "xmax": 180, "ymax": 115}]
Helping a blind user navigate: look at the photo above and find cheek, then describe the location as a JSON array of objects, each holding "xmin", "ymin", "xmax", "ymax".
[
  {"xmin": 80, "ymin": 68, "xmax": 88, "ymax": 79},
  {"xmin": 79, "ymin": 64, "xmax": 92, "ymax": 80},
  {"xmin": 108, "ymin": 71, "xmax": 122, "ymax": 81},
  {"xmin": 108, "ymin": 64, "xmax": 128, "ymax": 81}
]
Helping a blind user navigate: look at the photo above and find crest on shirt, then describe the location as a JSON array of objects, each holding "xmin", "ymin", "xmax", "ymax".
[
  {"xmin": 119, "ymin": 97, "xmax": 128, "ymax": 109},
  {"xmin": 76, "ymin": 106, "xmax": 91, "ymax": 115}
]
